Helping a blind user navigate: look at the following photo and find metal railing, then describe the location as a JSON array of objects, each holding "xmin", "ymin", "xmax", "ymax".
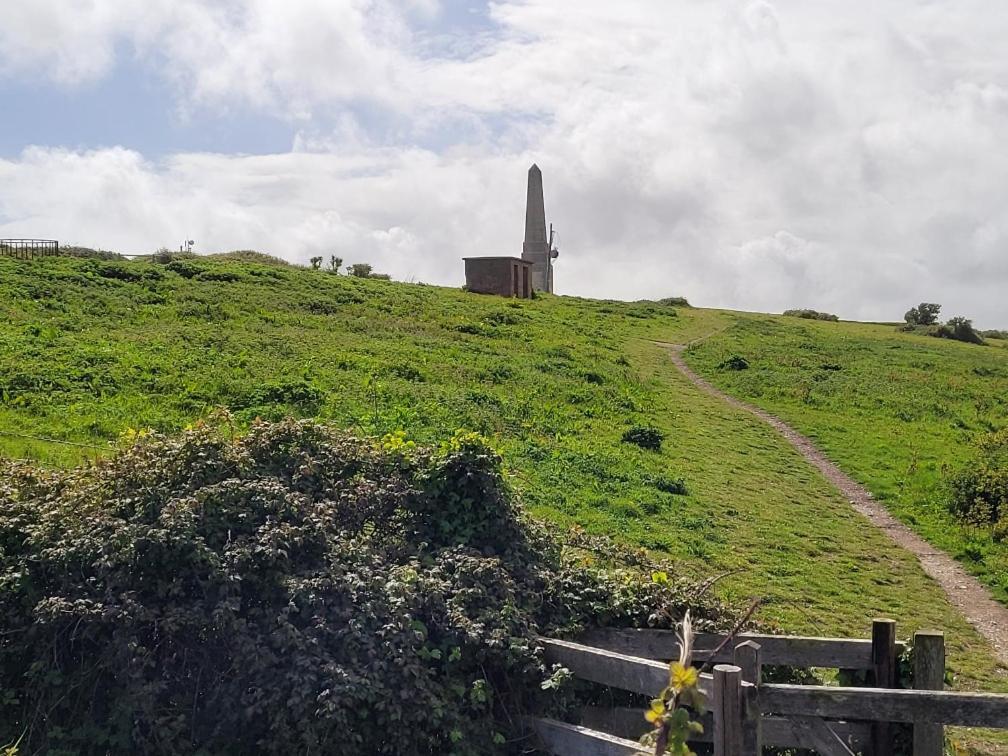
[{"xmin": 0, "ymin": 239, "xmax": 59, "ymax": 259}]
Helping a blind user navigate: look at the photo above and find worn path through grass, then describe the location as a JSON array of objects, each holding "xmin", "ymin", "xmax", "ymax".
[{"xmin": 662, "ymin": 339, "xmax": 1008, "ymax": 665}]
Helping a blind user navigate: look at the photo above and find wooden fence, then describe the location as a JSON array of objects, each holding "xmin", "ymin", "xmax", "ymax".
[{"xmin": 530, "ymin": 620, "xmax": 1008, "ymax": 756}]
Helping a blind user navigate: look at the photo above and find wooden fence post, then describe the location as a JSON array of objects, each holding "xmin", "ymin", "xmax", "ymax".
[
  {"xmin": 871, "ymin": 619, "xmax": 897, "ymax": 756},
  {"xmin": 734, "ymin": 641, "xmax": 762, "ymax": 756},
  {"xmin": 713, "ymin": 664, "xmax": 744, "ymax": 756},
  {"xmin": 913, "ymin": 631, "xmax": 945, "ymax": 756}
]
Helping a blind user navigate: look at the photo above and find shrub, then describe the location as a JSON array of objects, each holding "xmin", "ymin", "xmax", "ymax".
[
  {"xmin": 658, "ymin": 296, "xmax": 690, "ymax": 307},
  {"xmin": 91, "ymin": 261, "xmax": 164, "ymax": 283},
  {"xmin": 0, "ymin": 420, "xmax": 729, "ymax": 755},
  {"xmin": 151, "ymin": 248, "xmax": 196, "ymax": 264},
  {"xmin": 783, "ymin": 309, "xmax": 838, "ymax": 321},
  {"xmin": 932, "ymin": 317, "xmax": 985, "ymax": 345},
  {"xmin": 650, "ymin": 475, "xmax": 688, "ymax": 495},
  {"xmin": 946, "ymin": 428, "xmax": 1008, "ymax": 531},
  {"xmin": 981, "ymin": 329, "xmax": 1008, "ymax": 341},
  {"xmin": 622, "ymin": 425, "xmax": 664, "ymax": 451},
  {"xmin": 904, "ymin": 302, "xmax": 941, "ymax": 326},
  {"xmin": 234, "ymin": 379, "xmax": 325, "ymax": 412},
  {"xmin": 718, "ymin": 355, "xmax": 749, "ymax": 371},
  {"xmin": 195, "ymin": 269, "xmax": 244, "ymax": 283},
  {"xmin": 61, "ymin": 246, "xmax": 124, "ymax": 260},
  {"xmin": 165, "ymin": 259, "xmax": 203, "ymax": 279},
  {"xmin": 348, "ymin": 263, "xmax": 373, "ymax": 278},
  {"xmin": 208, "ymin": 250, "xmax": 294, "ymax": 267}
]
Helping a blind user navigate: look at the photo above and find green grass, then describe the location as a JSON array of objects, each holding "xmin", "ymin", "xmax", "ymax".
[
  {"xmin": 2, "ymin": 256, "xmax": 1007, "ymax": 750},
  {"xmin": 683, "ymin": 313, "xmax": 1008, "ymax": 606}
]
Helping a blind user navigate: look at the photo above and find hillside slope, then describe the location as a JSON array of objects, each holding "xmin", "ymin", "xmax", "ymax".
[
  {"xmin": 2, "ymin": 256, "xmax": 1007, "ymax": 731},
  {"xmin": 684, "ymin": 315, "xmax": 1008, "ymax": 607}
]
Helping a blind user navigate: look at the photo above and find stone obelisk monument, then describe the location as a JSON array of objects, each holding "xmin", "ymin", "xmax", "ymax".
[{"xmin": 521, "ymin": 164, "xmax": 555, "ymax": 292}]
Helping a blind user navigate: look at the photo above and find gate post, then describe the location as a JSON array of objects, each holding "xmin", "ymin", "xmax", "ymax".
[
  {"xmin": 713, "ymin": 664, "xmax": 744, "ymax": 756},
  {"xmin": 871, "ymin": 618, "xmax": 897, "ymax": 756},
  {"xmin": 912, "ymin": 630, "xmax": 945, "ymax": 756},
  {"xmin": 734, "ymin": 641, "xmax": 762, "ymax": 756}
]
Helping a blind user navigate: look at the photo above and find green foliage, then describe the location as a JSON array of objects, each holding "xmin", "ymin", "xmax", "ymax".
[
  {"xmin": 982, "ymin": 330, "xmax": 1008, "ymax": 341},
  {"xmin": 622, "ymin": 425, "xmax": 664, "ymax": 451},
  {"xmin": 658, "ymin": 297, "xmax": 691, "ymax": 307},
  {"xmin": 718, "ymin": 355, "xmax": 749, "ymax": 371},
  {"xmin": 310, "ymin": 256, "xmax": 323, "ymax": 269},
  {"xmin": 0, "ymin": 420, "xmax": 728, "ymax": 755},
  {"xmin": 946, "ymin": 429, "xmax": 1008, "ymax": 531},
  {"xmin": 932, "ymin": 316, "xmax": 985, "ymax": 345},
  {"xmin": 91, "ymin": 261, "xmax": 164, "ymax": 282},
  {"xmin": 61, "ymin": 246, "xmax": 124, "ymax": 260},
  {"xmin": 650, "ymin": 475, "xmax": 689, "ymax": 496},
  {"xmin": 904, "ymin": 302, "xmax": 942, "ymax": 326},
  {"xmin": 208, "ymin": 250, "xmax": 294, "ymax": 267},
  {"xmin": 783, "ymin": 309, "xmax": 839, "ymax": 321},
  {"xmin": 151, "ymin": 248, "xmax": 196, "ymax": 264},
  {"xmin": 348, "ymin": 262, "xmax": 373, "ymax": 278},
  {"xmin": 2, "ymin": 255, "xmax": 1007, "ymax": 719}
]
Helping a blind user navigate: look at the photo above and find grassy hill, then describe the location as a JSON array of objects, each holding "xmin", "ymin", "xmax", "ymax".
[{"xmin": 2, "ymin": 255, "xmax": 1007, "ymax": 749}]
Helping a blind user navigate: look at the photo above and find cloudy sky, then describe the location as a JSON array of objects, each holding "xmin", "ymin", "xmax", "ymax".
[{"xmin": 1, "ymin": 1, "xmax": 1006, "ymax": 325}]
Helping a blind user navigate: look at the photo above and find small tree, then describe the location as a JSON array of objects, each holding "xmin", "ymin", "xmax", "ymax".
[
  {"xmin": 904, "ymin": 302, "xmax": 941, "ymax": 326},
  {"xmin": 328, "ymin": 255, "xmax": 342, "ymax": 273},
  {"xmin": 347, "ymin": 263, "xmax": 373, "ymax": 278},
  {"xmin": 309, "ymin": 256, "xmax": 323, "ymax": 270}
]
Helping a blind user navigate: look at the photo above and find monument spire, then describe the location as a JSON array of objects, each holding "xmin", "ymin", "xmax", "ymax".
[
  {"xmin": 524, "ymin": 164, "xmax": 547, "ymax": 245},
  {"xmin": 521, "ymin": 164, "xmax": 556, "ymax": 292}
]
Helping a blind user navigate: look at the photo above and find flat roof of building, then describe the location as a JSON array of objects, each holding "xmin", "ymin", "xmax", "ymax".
[{"xmin": 463, "ymin": 256, "xmax": 530, "ymax": 263}]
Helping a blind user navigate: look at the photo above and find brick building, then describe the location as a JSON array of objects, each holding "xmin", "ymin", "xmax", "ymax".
[{"xmin": 463, "ymin": 256, "xmax": 532, "ymax": 298}]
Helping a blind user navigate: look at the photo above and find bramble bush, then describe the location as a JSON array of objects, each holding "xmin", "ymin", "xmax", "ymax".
[
  {"xmin": 0, "ymin": 419, "xmax": 729, "ymax": 755},
  {"xmin": 946, "ymin": 428, "xmax": 1008, "ymax": 537}
]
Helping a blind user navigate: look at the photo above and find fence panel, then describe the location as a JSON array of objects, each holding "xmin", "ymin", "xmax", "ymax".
[{"xmin": 0, "ymin": 239, "xmax": 59, "ymax": 259}]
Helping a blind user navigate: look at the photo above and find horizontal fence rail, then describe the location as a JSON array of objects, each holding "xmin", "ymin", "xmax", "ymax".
[
  {"xmin": 576, "ymin": 628, "xmax": 908, "ymax": 669},
  {"xmin": 540, "ymin": 637, "xmax": 715, "ymax": 698},
  {"xmin": 760, "ymin": 685, "xmax": 1008, "ymax": 728},
  {"xmin": 530, "ymin": 718, "xmax": 643, "ymax": 756},
  {"xmin": 580, "ymin": 707, "xmax": 871, "ymax": 751}
]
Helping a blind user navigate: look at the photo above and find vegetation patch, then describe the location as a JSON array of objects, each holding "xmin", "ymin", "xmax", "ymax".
[
  {"xmin": 658, "ymin": 296, "xmax": 690, "ymax": 307},
  {"xmin": 783, "ymin": 308, "xmax": 839, "ymax": 321},
  {"xmin": 946, "ymin": 428, "xmax": 1008, "ymax": 537},
  {"xmin": 0, "ymin": 420, "xmax": 728, "ymax": 755},
  {"xmin": 649, "ymin": 475, "xmax": 689, "ymax": 496},
  {"xmin": 718, "ymin": 355, "xmax": 750, "ymax": 371},
  {"xmin": 622, "ymin": 425, "xmax": 664, "ymax": 451}
]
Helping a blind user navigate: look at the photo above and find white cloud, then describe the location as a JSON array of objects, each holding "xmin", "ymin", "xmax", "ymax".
[{"xmin": 1, "ymin": 1, "xmax": 1008, "ymax": 326}]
